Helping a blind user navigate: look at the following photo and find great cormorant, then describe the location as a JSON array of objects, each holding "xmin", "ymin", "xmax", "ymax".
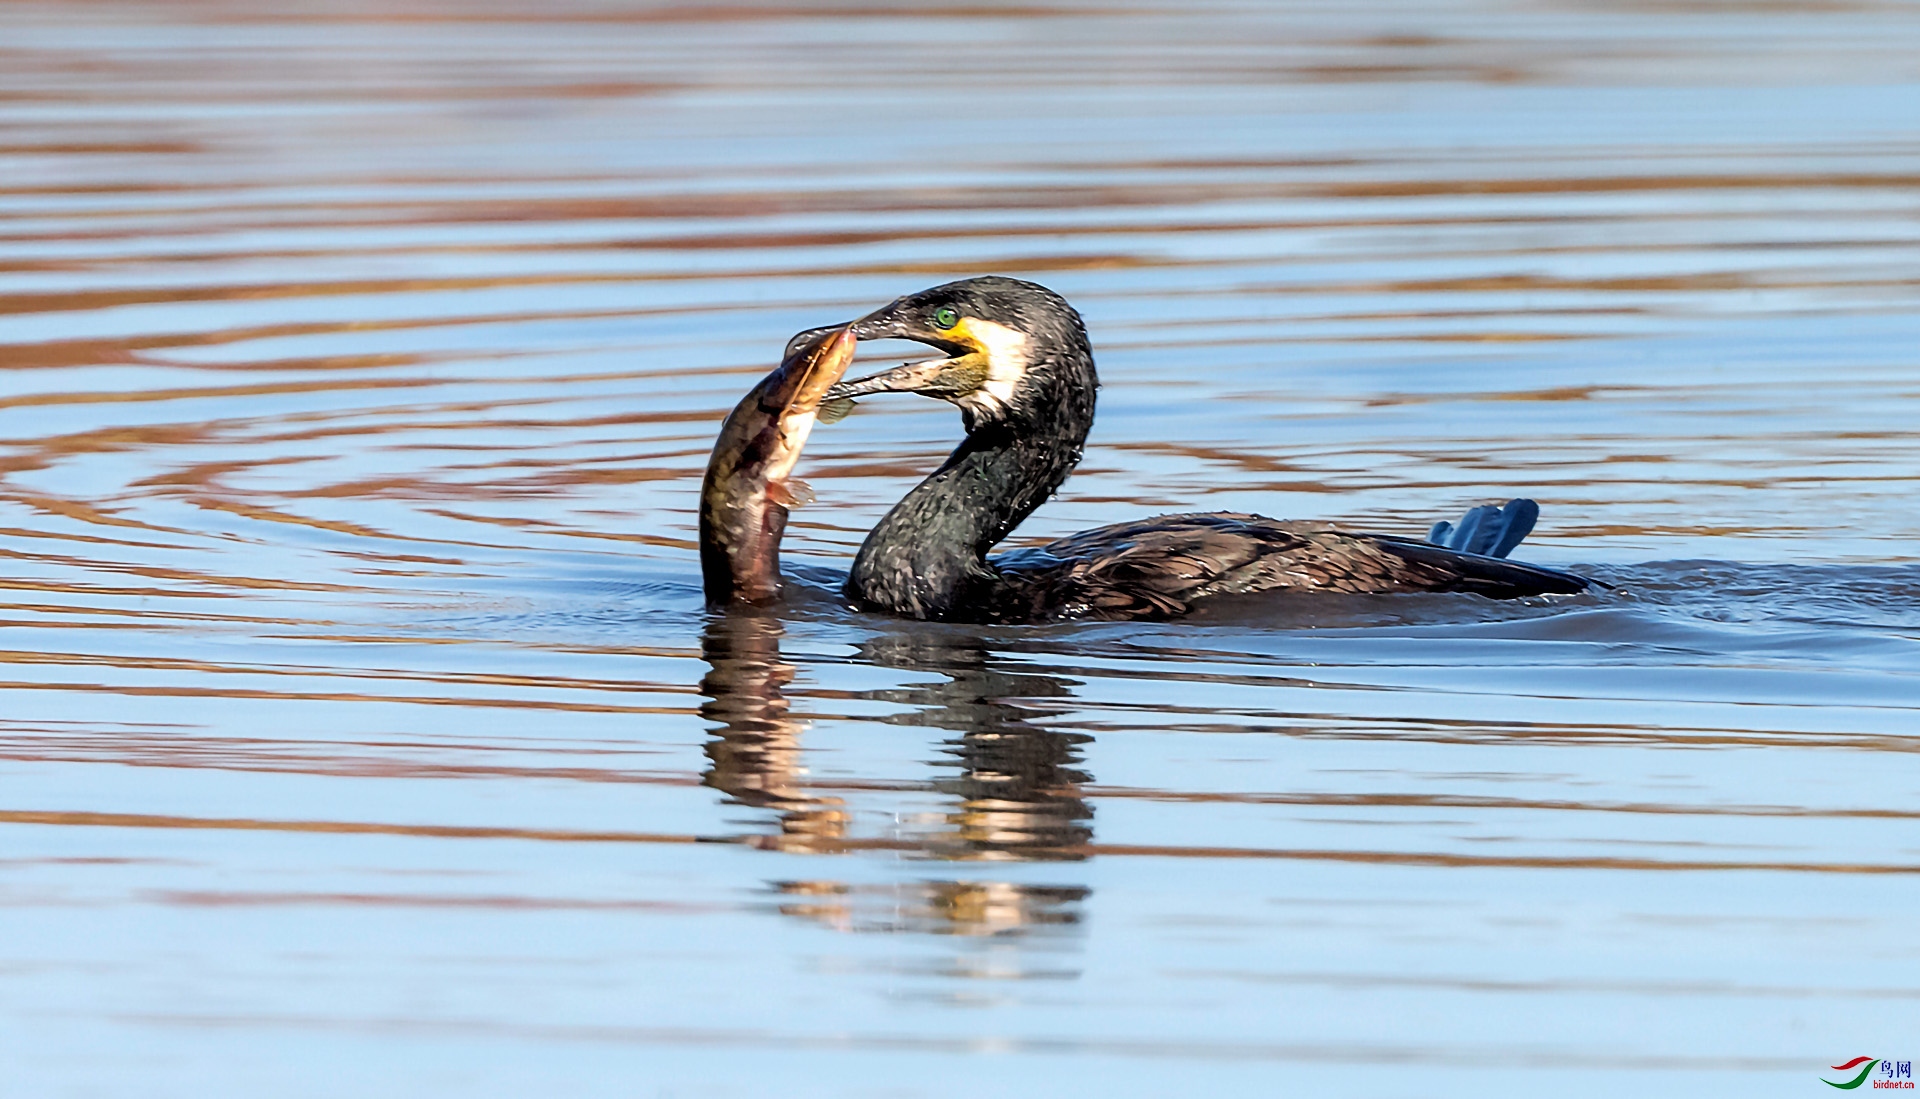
[{"xmin": 814, "ymin": 276, "xmax": 1593, "ymax": 623}]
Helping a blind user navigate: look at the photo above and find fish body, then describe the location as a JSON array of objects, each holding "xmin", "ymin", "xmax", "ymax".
[{"xmin": 700, "ymin": 326, "xmax": 857, "ymax": 606}]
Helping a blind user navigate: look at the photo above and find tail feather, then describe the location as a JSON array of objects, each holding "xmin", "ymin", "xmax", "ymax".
[
  {"xmin": 1375, "ymin": 536, "xmax": 1592, "ymax": 597},
  {"xmin": 1428, "ymin": 498, "xmax": 1539, "ymax": 559}
]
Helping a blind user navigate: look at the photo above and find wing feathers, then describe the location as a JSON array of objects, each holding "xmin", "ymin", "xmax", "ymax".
[{"xmin": 990, "ymin": 510, "xmax": 1590, "ymax": 621}]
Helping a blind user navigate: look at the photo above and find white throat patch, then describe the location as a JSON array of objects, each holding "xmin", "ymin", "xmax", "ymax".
[{"xmin": 956, "ymin": 319, "xmax": 1032, "ymax": 420}]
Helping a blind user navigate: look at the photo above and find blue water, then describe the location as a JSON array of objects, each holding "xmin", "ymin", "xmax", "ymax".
[{"xmin": 1, "ymin": 1, "xmax": 1918, "ymax": 1095}]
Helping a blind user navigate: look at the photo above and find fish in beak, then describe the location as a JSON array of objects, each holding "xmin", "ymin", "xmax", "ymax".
[{"xmin": 699, "ymin": 325, "xmax": 857, "ymax": 606}]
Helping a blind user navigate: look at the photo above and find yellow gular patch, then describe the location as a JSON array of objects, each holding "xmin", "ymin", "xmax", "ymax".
[{"xmin": 946, "ymin": 317, "xmax": 1031, "ymax": 418}]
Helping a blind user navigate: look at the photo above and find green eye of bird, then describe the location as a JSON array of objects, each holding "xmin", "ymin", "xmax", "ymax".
[{"xmin": 932, "ymin": 306, "xmax": 960, "ymax": 330}]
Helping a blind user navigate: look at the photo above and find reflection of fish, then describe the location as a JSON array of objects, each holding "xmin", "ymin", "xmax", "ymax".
[
  {"xmin": 699, "ymin": 326, "xmax": 857, "ymax": 606},
  {"xmin": 698, "ymin": 613, "xmax": 849, "ymax": 848}
]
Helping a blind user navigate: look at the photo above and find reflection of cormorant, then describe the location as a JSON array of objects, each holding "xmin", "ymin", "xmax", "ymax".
[
  {"xmin": 818, "ymin": 276, "xmax": 1593, "ymax": 622},
  {"xmin": 697, "ymin": 612, "xmax": 847, "ymax": 849},
  {"xmin": 770, "ymin": 878, "xmax": 1087, "ymax": 939},
  {"xmin": 859, "ymin": 630, "xmax": 1094, "ymax": 862},
  {"xmin": 698, "ymin": 614, "xmax": 1092, "ymax": 937}
]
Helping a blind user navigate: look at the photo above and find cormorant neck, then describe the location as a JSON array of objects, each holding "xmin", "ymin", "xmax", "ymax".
[{"xmin": 847, "ymin": 347, "xmax": 1097, "ymax": 621}]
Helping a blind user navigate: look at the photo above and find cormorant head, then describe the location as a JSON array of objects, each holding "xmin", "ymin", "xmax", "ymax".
[{"xmin": 822, "ymin": 276, "xmax": 1096, "ymax": 429}]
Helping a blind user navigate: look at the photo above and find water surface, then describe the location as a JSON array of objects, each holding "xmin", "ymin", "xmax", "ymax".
[{"xmin": 3, "ymin": 1, "xmax": 1919, "ymax": 1094}]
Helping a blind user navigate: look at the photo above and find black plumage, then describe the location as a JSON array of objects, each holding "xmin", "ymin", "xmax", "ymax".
[{"xmin": 825, "ymin": 276, "xmax": 1592, "ymax": 623}]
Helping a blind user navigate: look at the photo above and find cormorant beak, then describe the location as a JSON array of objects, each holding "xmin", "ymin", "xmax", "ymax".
[
  {"xmin": 819, "ymin": 357, "xmax": 958, "ymax": 400},
  {"xmin": 783, "ymin": 324, "xmax": 849, "ymax": 360},
  {"xmin": 847, "ymin": 302, "xmax": 974, "ymax": 359},
  {"xmin": 824, "ymin": 303, "xmax": 983, "ymax": 403},
  {"xmin": 845, "ymin": 302, "xmax": 915, "ymax": 344}
]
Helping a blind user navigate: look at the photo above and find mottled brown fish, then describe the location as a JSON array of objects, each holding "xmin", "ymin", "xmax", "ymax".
[{"xmin": 699, "ymin": 325, "xmax": 857, "ymax": 606}]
